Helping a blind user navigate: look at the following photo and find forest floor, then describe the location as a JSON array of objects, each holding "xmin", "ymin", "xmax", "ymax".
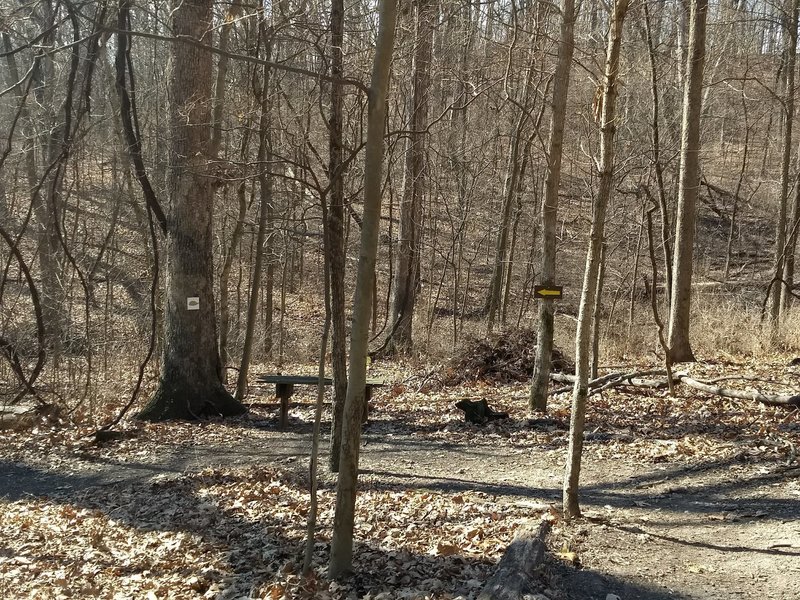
[{"xmin": 1, "ymin": 357, "xmax": 799, "ymax": 599}]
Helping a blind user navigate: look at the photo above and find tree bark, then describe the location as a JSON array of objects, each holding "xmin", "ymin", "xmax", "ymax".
[
  {"xmin": 329, "ymin": 0, "xmax": 398, "ymax": 577},
  {"xmin": 477, "ymin": 520, "xmax": 551, "ymax": 600},
  {"xmin": 667, "ymin": 0, "xmax": 707, "ymax": 364},
  {"xmin": 563, "ymin": 0, "xmax": 629, "ymax": 520},
  {"xmin": 779, "ymin": 0, "xmax": 800, "ymax": 316},
  {"xmin": 327, "ymin": 0, "xmax": 349, "ymax": 473},
  {"xmin": 529, "ymin": 0, "xmax": 577, "ymax": 413},
  {"xmin": 138, "ymin": 0, "xmax": 245, "ymax": 421},
  {"xmin": 384, "ymin": 0, "xmax": 433, "ymax": 355}
]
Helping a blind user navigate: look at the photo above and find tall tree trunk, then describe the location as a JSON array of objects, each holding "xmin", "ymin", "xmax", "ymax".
[
  {"xmin": 329, "ymin": 0, "xmax": 398, "ymax": 577},
  {"xmin": 236, "ymin": 21, "xmax": 273, "ymax": 401},
  {"xmin": 487, "ymin": 52, "xmax": 536, "ymax": 333},
  {"xmin": 643, "ymin": 2, "xmax": 673, "ymax": 306},
  {"xmin": 327, "ymin": 0, "xmax": 349, "ymax": 473},
  {"xmin": 779, "ymin": 0, "xmax": 800, "ymax": 316},
  {"xmin": 667, "ymin": 0, "xmax": 707, "ymax": 364},
  {"xmin": 138, "ymin": 0, "xmax": 245, "ymax": 421},
  {"xmin": 563, "ymin": 0, "xmax": 629, "ymax": 520},
  {"xmin": 384, "ymin": 0, "xmax": 433, "ymax": 355},
  {"xmin": 529, "ymin": 0, "xmax": 577, "ymax": 412}
]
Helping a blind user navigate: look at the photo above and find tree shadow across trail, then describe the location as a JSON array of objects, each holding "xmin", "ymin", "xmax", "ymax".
[
  {"xmin": 0, "ymin": 461, "xmax": 522, "ymax": 598},
  {"xmin": 360, "ymin": 451, "xmax": 800, "ymax": 523},
  {"xmin": 1, "ymin": 460, "xmax": 697, "ymax": 599},
  {"xmin": 547, "ymin": 563, "xmax": 690, "ymax": 600}
]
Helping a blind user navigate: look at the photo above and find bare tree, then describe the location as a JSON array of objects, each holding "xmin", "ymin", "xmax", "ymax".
[
  {"xmin": 382, "ymin": 0, "xmax": 434, "ymax": 355},
  {"xmin": 563, "ymin": 0, "xmax": 630, "ymax": 519},
  {"xmin": 667, "ymin": 0, "xmax": 708, "ymax": 364},
  {"xmin": 329, "ymin": 0, "xmax": 399, "ymax": 577},
  {"xmin": 530, "ymin": 0, "xmax": 578, "ymax": 413}
]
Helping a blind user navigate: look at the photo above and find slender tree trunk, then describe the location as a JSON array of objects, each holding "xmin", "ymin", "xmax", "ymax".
[
  {"xmin": 236, "ymin": 20, "xmax": 273, "ymax": 401},
  {"xmin": 530, "ymin": 0, "xmax": 577, "ymax": 412},
  {"xmin": 667, "ymin": 0, "xmax": 707, "ymax": 363},
  {"xmin": 590, "ymin": 242, "xmax": 606, "ymax": 379},
  {"xmin": 327, "ymin": 0, "xmax": 349, "ymax": 473},
  {"xmin": 487, "ymin": 54, "xmax": 535, "ymax": 333},
  {"xmin": 724, "ymin": 86, "xmax": 750, "ymax": 281},
  {"xmin": 329, "ymin": 0, "xmax": 398, "ymax": 577},
  {"xmin": 563, "ymin": 0, "xmax": 629, "ymax": 520},
  {"xmin": 780, "ymin": 0, "xmax": 800, "ymax": 315},
  {"xmin": 643, "ymin": 3, "xmax": 673, "ymax": 305},
  {"xmin": 384, "ymin": 0, "xmax": 433, "ymax": 355}
]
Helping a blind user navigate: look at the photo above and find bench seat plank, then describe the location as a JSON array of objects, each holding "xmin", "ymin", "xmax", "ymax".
[{"xmin": 257, "ymin": 374, "xmax": 385, "ymax": 429}]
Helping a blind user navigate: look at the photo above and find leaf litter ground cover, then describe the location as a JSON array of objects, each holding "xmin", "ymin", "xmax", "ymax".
[{"xmin": 1, "ymin": 357, "xmax": 799, "ymax": 599}]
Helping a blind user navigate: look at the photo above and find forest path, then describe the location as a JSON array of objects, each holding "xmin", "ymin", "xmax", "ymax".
[{"xmin": 2, "ymin": 402, "xmax": 798, "ymax": 600}]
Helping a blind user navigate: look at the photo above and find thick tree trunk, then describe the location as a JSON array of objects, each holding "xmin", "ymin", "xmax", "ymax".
[
  {"xmin": 329, "ymin": 0, "xmax": 398, "ymax": 577},
  {"xmin": 529, "ymin": 0, "xmax": 576, "ymax": 413},
  {"xmin": 563, "ymin": 0, "xmax": 628, "ymax": 520},
  {"xmin": 667, "ymin": 0, "xmax": 707, "ymax": 364},
  {"xmin": 478, "ymin": 520, "xmax": 551, "ymax": 600},
  {"xmin": 139, "ymin": 0, "xmax": 245, "ymax": 421}
]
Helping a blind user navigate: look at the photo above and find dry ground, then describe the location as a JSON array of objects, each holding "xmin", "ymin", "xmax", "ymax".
[{"xmin": 1, "ymin": 358, "xmax": 799, "ymax": 599}]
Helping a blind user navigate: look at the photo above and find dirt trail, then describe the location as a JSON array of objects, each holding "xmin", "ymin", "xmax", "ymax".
[{"xmin": 3, "ymin": 408, "xmax": 798, "ymax": 600}]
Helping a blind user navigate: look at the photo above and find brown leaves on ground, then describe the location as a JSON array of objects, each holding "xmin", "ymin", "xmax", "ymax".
[
  {"xmin": 0, "ymin": 465, "xmax": 535, "ymax": 599},
  {"xmin": 1, "ymin": 356, "xmax": 799, "ymax": 599}
]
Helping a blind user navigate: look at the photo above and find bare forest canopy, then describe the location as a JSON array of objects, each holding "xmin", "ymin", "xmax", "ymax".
[{"xmin": 1, "ymin": 0, "xmax": 800, "ymax": 410}]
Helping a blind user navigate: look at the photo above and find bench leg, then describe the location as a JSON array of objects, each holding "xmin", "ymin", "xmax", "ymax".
[
  {"xmin": 276, "ymin": 383, "xmax": 294, "ymax": 429},
  {"xmin": 361, "ymin": 386, "xmax": 372, "ymax": 424}
]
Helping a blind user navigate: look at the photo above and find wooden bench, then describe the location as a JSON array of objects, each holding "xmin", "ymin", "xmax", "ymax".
[{"xmin": 257, "ymin": 374, "xmax": 385, "ymax": 429}]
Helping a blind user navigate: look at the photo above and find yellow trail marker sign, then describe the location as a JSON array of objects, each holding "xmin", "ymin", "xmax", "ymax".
[{"xmin": 534, "ymin": 285, "xmax": 563, "ymax": 299}]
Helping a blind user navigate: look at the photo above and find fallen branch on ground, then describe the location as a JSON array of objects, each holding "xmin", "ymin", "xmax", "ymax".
[
  {"xmin": 549, "ymin": 370, "xmax": 674, "ymax": 396},
  {"xmin": 678, "ymin": 375, "xmax": 800, "ymax": 407}
]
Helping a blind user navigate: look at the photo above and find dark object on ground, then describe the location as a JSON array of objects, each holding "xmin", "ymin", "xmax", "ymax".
[
  {"xmin": 478, "ymin": 518, "xmax": 551, "ymax": 600},
  {"xmin": 455, "ymin": 399, "xmax": 509, "ymax": 424},
  {"xmin": 790, "ymin": 357, "xmax": 800, "ymax": 366},
  {"xmin": 440, "ymin": 328, "xmax": 574, "ymax": 386}
]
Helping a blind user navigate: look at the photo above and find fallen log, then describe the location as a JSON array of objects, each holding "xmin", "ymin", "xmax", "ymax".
[
  {"xmin": 678, "ymin": 376, "xmax": 800, "ymax": 407},
  {"xmin": 549, "ymin": 370, "xmax": 672, "ymax": 396},
  {"xmin": 478, "ymin": 518, "xmax": 551, "ymax": 600}
]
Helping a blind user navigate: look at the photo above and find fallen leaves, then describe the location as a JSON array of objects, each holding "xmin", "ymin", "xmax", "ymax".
[
  {"xmin": 0, "ymin": 464, "xmax": 542, "ymax": 599},
  {"xmin": 1, "ymin": 357, "xmax": 799, "ymax": 598}
]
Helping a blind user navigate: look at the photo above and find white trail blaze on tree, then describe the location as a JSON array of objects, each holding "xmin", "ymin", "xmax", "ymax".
[{"xmin": 138, "ymin": 0, "xmax": 245, "ymax": 420}]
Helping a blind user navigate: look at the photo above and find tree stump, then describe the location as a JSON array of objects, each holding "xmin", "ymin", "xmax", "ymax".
[
  {"xmin": 455, "ymin": 398, "xmax": 509, "ymax": 424},
  {"xmin": 478, "ymin": 519, "xmax": 551, "ymax": 600}
]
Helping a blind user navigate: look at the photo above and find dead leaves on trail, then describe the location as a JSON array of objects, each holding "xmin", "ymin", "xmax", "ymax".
[
  {"xmin": 0, "ymin": 465, "xmax": 537, "ymax": 599},
  {"xmin": 1, "ymin": 358, "xmax": 799, "ymax": 598}
]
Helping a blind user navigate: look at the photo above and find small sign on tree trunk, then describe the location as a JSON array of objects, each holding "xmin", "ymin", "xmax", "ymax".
[{"xmin": 534, "ymin": 285, "xmax": 563, "ymax": 299}]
